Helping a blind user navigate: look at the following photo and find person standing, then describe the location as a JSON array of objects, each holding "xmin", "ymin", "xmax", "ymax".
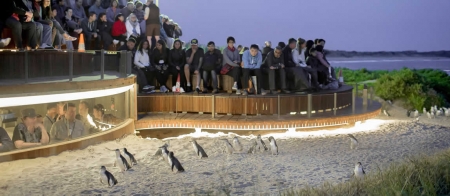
[{"xmin": 143, "ymin": 0, "xmax": 159, "ymax": 49}]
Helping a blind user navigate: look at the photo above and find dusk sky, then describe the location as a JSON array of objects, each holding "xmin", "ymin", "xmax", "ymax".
[{"xmin": 158, "ymin": 0, "xmax": 450, "ymax": 52}]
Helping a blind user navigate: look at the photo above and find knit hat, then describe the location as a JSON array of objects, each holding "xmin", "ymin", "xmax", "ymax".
[
  {"xmin": 128, "ymin": 35, "xmax": 137, "ymax": 44},
  {"xmin": 190, "ymin": 39, "xmax": 199, "ymax": 46}
]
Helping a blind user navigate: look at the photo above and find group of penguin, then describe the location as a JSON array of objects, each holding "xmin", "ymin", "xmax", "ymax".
[
  {"xmin": 98, "ymin": 134, "xmax": 278, "ymax": 187},
  {"xmin": 384, "ymin": 102, "xmax": 450, "ymax": 121}
]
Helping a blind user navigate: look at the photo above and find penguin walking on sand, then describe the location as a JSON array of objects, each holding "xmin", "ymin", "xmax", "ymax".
[
  {"xmin": 383, "ymin": 109, "xmax": 391, "ymax": 117},
  {"xmin": 190, "ymin": 139, "xmax": 208, "ymax": 158},
  {"xmin": 100, "ymin": 166, "xmax": 118, "ymax": 187},
  {"xmin": 436, "ymin": 109, "xmax": 442, "ymax": 116},
  {"xmin": 268, "ymin": 136, "xmax": 278, "ymax": 155},
  {"xmin": 427, "ymin": 112, "xmax": 432, "ymax": 119},
  {"xmin": 168, "ymin": 151, "xmax": 185, "ymax": 173},
  {"xmin": 247, "ymin": 140, "xmax": 258, "ymax": 154},
  {"xmin": 220, "ymin": 139, "xmax": 234, "ymax": 154},
  {"xmin": 445, "ymin": 109, "xmax": 450, "ymax": 117},
  {"xmin": 256, "ymin": 134, "xmax": 268, "ymax": 152},
  {"xmin": 115, "ymin": 149, "xmax": 131, "ymax": 172},
  {"xmin": 123, "ymin": 148, "xmax": 137, "ymax": 166},
  {"xmin": 414, "ymin": 110, "xmax": 419, "ymax": 118},
  {"xmin": 233, "ymin": 136, "xmax": 243, "ymax": 152},
  {"xmin": 423, "ymin": 107, "xmax": 427, "ymax": 114},
  {"xmin": 347, "ymin": 134, "xmax": 358, "ymax": 150},
  {"xmin": 353, "ymin": 162, "xmax": 365, "ymax": 179},
  {"xmin": 406, "ymin": 110, "xmax": 411, "ymax": 118}
]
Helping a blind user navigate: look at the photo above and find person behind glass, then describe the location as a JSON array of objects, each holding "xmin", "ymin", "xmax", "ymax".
[
  {"xmin": 105, "ymin": 0, "xmax": 119, "ymax": 23},
  {"xmin": 202, "ymin": 41, "xmax": 221, "ymax": 94},
  {"xmin": 134, "ymin": 39, "xmax": 156, "ymax": 93},
  {"xmin": 293, "ymin": 38, "xmax": 320, "ymax": 91},
  {"xmin": 185, "ymin": 38, "xmax": 205, "ymax": 93},
  {"xmin": 152, "ymin": 39, "xmax": 171, "ymax": 93},
  {"xmin": 93, "ymin": 104, "xmax": 121, "ymax": 127},
  {"xmin": 81, "ymin": 12, "xmax": 101, "ymax": 50},
  {"xmin": 144, "ymin": 0, "xmax": 160, "ymax": 49},
  {"xmin": 241, "ymin": 44, "xmax": 264, "ymax": 95},
  {"xmin": 97, "ymin": 13, "xmax": 113, "ymax": 50},
  {"xmin": 111, "ymin": 13, "xmax": 127, "ymax": 46},
  {"xmin": 0, "ymin": 127, "xmax": 14, "ymax": 152},
  {"xmin": 43, "ymin": 102, "xmax": 58, "ymax": 134},
  {"xmin": 222, "ymin": 36, "xmax": 242, "ymax": 94},
  {"xmin": 62, "ymin": 7, "xmax": 82, "ymax": 49},
  {"xmin": 125, "ymin": 13, "xmax": 140, "ymax": 40},
  {"xmin": 262, "ymin": 41, "xmax": 273, "ymax": 61},
  {"xmin": 315, "ymin": 45, "xmax": 336, "ymax": 79},
  {"xmin": 12, "ymin": 108, "xmax": 49, "ymax": 149},
  {"xmin": 78, "ymin": 101, "xmax": 99, "ymax": 134},
  {"xmin": 262, "ymin": 46, "xmax": 290, "ymax": 94},
  {"xmin": 50, "ymin": 103, "xmax": 85, "ymax": 141},
  {"xmin": 304, "ymin": 40, "xmax": 314, "ymax": 59},
  {"xmin": 168, "ymin": 39, "xmax": 187, "ymax": 90}
]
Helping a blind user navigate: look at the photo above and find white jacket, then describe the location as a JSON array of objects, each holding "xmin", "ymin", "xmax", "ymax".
[
  {"xmin": 134, "ymin": 50, "xmax": 150, "ymax": 68},
  {"xmin": 126, "ymin": 19, "xmax": 141, "ymax": 39},
  {"xmin": 292, "ymin": 48, "xmax": 307, "ymax": 67}
]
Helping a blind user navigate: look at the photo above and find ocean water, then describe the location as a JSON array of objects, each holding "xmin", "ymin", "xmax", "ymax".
[{"xmin": 328, "ymin": 57, "xmax": 450, "ymax": 74}]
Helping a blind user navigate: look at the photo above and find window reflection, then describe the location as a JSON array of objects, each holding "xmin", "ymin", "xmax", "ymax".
[{"xmin": 0, "ymin": 94, "xmax": 126, "ymax": 153}]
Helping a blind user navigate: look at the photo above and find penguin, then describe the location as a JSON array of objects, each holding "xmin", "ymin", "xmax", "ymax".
[
  {"xmin": 100, "ymin": 166, "xmax": 118, "ymax": 187},
  {"xmin": 383, "ymin": 109, "xmax": 390, "ymax": 117},
  {"xmin": 436, "ymin": 109, "xmax": 442, "ymax": 116},
  {"xmin": 168, "ymin": 151, "xmax": 185, "ymax": 173},
  {"xmin": 413, "ymin": 110, "xmax": 419, "ymax": 118},
  {"xmin": 190, "ymin": 139, "xmax": 208, "ymax": 158},
  {"xmin": 445, "ymin": 109, "xmax": 450, "ymax": 117},
  {"xmin": 256, "ymin": 134, "xmax": 268, "ymax": 151},
  {"xmin": 430, "ymin": 112, "xmax": 435, "ymax": 119},
  {"xmin": 160, "ymin": 144, "xmax": 170, "ymax": 162},
  {"xmin": 347, "ymin": 134, "xmax": 358, "ymax": 150},
  {"xmin": 353, "ymin": 162, "xmax": 365, "ymax": 179},
  {"xmin": 386, "ymin": 100, "xmax": 392, "ymax": 105},
  {"xmin": 423, "ymin": 107, "xmax": 427, "ymax": 114},
  {"xmin": 115, "ymin": 149, "xmax": 131, "ymax": 172},
  {"xmin": 413, "ymin": 116, "xmax": 420, "ymax": 123},
  {"xmin": 154, "ymin": 143, "xmax": 169, "ymax": 157},
  {"xmin": 232, "ymin": 136, "xmax": 243, "ymax": 152},
  {"xmin": 220, "ymin": 139, "xmax": 234, "ymax": 154},
  {"xmin": 247, "ymin": 140, "xmax": 257, "ymax": 154},
  {"xmin": 123, "ymin": 148, "xmax": 137, "ymax": 166},
  {"xmin": 406, "ymin": 110, "xmax": 411, "ymax": 118},
  {"xmin": 268, "ymin": 136, "xmax": 278, "ymax": 155},
  {"xmin": 427, "ymin": 112, "xmax": 432, "ymax": 119}
]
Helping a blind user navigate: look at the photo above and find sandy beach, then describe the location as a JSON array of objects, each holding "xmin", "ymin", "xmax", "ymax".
[{"xmin": 1, "ymin": 104, "xmax": 450, "ymax": 195}]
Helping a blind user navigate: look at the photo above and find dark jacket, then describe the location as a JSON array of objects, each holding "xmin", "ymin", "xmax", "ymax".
[
  {"xmin": 262, "ymin": 46, "xmax": 273, "ymax": 61},
  {"xmin": 163, "ymin": 22, "xmax": 174, "ymax": 38},
  {"xmin": 80, "ymin": 18, "xmax": 98, "ymax": 36},
  {"xmin": 282, "ymin": 46, "xmax": 296, "ymax": 68},
  {"xmin": 203, "ymin": 49, "xmax": 222, "ymax": 71},
  {"xmin": 306, "ymin": 55, "xmax": 320, "ymax": 70},
  {"xmin": 169, "ymin": 48, "xmax": 186, "ymax": 68},
  {"xmin": 152, "ymin": 48, "xmax": 170, "ymax": 66},
  {"xmin": 97, "ymin": 20, "xmax": 112, "ymax": 34},
  {"xmin": 1, "ymin": 0, "xmax": 31, "ymax": 21},
  {"xmin": 262, "ymin": 50, "xmax": 284, "ymax": 69},
  {"xmin": 146, "ymin": 3, "xmax": 159, "ymax": 24}
]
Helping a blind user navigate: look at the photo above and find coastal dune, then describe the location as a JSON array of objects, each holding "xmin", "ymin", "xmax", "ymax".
[{"xmin": 1, "ymin": 107, "xmax": 450, "ymax": 195}]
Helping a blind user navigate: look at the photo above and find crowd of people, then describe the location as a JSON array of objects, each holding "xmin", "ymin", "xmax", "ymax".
[
  {"xmin": 0, "ymin": 102, "xmax": 121, "ymax": 152},
  {"xmin": 0, "ymin": 0, "xmax": 181, "ymax": 51},
  {"xmin": 122, "ymin": 34, "xmax": 337, "ymax": 95}
]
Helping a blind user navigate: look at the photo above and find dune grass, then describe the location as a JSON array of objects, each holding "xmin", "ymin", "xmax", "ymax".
[{"xmin": 279, "ymin": 149, "xmax": 450, "ymax": 196}]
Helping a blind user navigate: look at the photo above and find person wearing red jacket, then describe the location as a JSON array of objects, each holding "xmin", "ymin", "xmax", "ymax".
[{"xmin": 111, "ymin": 13, "xmax": 126, "ymax": 45}]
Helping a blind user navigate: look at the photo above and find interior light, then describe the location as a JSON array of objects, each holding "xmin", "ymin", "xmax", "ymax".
[{"xmin": 0, "ymin": 85, "xmax": 133, "ymax": 108}]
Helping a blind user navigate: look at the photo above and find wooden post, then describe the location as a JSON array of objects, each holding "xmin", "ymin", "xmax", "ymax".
[
  {"xmin": 363, "ymin": 89, "xmax": 368, "ymax": 106},
  {"xmin": 100, "ymin": 49, "xmax": 105, "ymax": 80},
  {"xmin": 119, "ymin": 51, "xmax": 126, "ymax": 78},
  {"xmin": 277, "ymin": 95, "xmax": 280, "ymax": 119},
  {"xmin": 370, "ymin": 86, "xmax": 374, "ymax": 105},
  {"xmin": 307, "ymin": 94, "xmax": 312, "ymax": 118},
  {"xmin": 334, "ymin": 92, "xmax": 337, "ymax": 116},
  {"xmin": 355, "ymin": 83, "xmax": 358, "ymax": 97},
  {"xmin": 211, "ymin": 95, "xmax": 215, "ymax": 119},
  {"xmin": 24, "ymin": 51, "xmax": 29, "ymax": 83},
  {"xmin": 352, "ymin": 88, "xmax": 356, "ymax": 114},
  {"xmin": 69, "ymin": 50, "xmax": 73, "ymax": 81}
]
